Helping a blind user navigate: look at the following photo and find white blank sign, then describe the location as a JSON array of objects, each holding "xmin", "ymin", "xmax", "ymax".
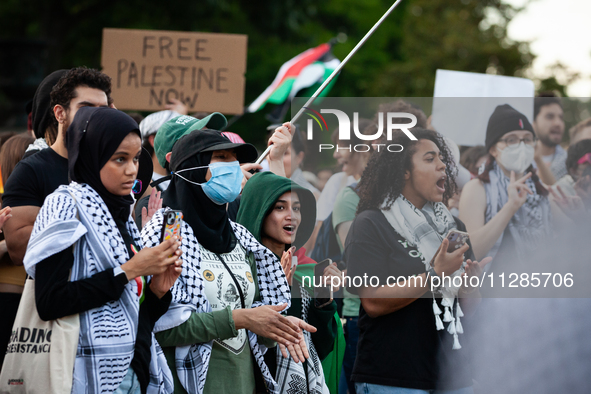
[{"xmin": 432, "ymin": 69, "xmax": 535, "ymax": 146}]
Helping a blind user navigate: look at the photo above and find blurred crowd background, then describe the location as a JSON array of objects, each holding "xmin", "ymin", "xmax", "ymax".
[{"xmin": 0, "ymin": 0, "xmax": 584, "ymax": 148}]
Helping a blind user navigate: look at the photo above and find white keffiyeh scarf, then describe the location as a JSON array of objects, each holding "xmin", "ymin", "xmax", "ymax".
[
  {"xmin": 274, "ymin": 286, "xmax": 329, "ymax": 394},
  {"xmin": 142, "ymin": 208, "xmax": 291, "ymax": 394},
  {"xmin": 381, "ymin": 195, "xmax": 465, "ymax": 349},
  {"xmin": 484, "ymin": 161, "xmax": 552, "ymax": 262},
  {"xmin": 24, "ymin": 137, "xmax": 49, "ymax": 153},
  {"xmin": 23, "ymin": 183, "xmax": 173, "ymax": 394}
]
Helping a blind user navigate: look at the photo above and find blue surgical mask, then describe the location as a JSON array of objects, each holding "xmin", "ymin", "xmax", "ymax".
[{"xmin": 173, "ymin": 161, "xmax": 243, "ymax": 205}]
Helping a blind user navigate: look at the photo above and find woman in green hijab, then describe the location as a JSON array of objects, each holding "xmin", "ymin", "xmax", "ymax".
[{"xmin": 237, "ymin": 171, "xmax": 344, "ymax": 394}]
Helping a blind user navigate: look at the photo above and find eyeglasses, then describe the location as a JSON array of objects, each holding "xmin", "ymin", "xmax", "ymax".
[
  {"xmin": 577, "ymin": 153, "xmax": 591, "ymax": 166},
  {"xmin": 498, "ymin": 135, "xmax": 536, "ymax": 147}
]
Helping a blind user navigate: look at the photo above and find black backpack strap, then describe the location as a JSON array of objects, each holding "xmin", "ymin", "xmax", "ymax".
[{"xmin": 150, "ymin": 174, "xmax": 172, "ymax": 189}]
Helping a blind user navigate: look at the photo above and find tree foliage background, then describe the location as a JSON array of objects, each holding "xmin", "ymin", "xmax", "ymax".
[{"xmin": 0, "ymin": 0, "xmax": 544, "ymax": 148}]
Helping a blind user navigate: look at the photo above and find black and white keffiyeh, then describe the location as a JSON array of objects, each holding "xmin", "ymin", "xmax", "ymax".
[
  {"xmin": 549, "ymin": 145, "xmax": 568, "ymax": 181},
  {"xmin": 23, "ymin": 183, "xmax": 173, "ymax": 394},
  {"xmin": 381, "ymin": 195, "xmax": 465, "ymax": 349},
  {"xmin": 142, "ymin": 208, "xmax": 291, "ymax": 394},
  {"xmin": 24, "ymin": 137, "xmax": 49, "ymax": 154},
  {"xmin": 275, "ymin": 287, "xmax": 329, "ymax": 394},
  {"xmin": 484, "ymin": 161, "xmax": 552, "ymax": 261}
]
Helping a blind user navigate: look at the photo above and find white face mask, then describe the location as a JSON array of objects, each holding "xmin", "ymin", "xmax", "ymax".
[{"xmin": 497, "ymin": 142, "xmax": 535, "ymax": 174}]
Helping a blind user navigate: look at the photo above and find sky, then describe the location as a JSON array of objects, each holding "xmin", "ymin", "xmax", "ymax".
[{"xmin": 504, "ymin": 0, "xmax": 591, "ymax": 97}]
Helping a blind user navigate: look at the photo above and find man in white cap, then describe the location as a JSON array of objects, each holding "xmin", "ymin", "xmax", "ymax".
[{"xmin": 139, "ymin": 110, "xmax": 182, "ymax": 192}]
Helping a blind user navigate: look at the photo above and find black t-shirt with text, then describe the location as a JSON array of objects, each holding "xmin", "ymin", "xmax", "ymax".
[
  {"xmin": 344, "ymin": 208, "xmax": 474, "ymax": 390},
  {"xmin": 2, "ymin": 148, "xmax": 69, "ymax": 208}
]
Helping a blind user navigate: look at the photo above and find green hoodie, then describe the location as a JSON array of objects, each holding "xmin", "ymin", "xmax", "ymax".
[
  {"xmin": 237, "ymin": 172, "xmax": 344, "ymax": 393},
  {"xmin": 237, "ymin": 171, "xmax": 316, "ymax": 249}
]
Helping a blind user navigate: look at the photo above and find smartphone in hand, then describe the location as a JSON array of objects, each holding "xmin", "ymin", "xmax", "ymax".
[
  {"xmin": 314, "ymin": 258, "xmax": 333, "ymax": 308},
  {"xmin": 444, "ymin": 229, "xmax": 469, "ymax": 253},
  {"xmin": 161, "ymin": 210, "xmax": 183, "ymax": 244}
]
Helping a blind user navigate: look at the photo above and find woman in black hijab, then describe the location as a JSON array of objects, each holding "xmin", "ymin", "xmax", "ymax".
[
  {"xmin": 142, "ymin": 126, "xmax": 315, "ymax": 394},
  {"xmin": 162, "ymin": 141, "xmax": 236, "ymax": 254},
  {"xmin": 25, "ymin": 106, "xmax": 181, "ymax": 394}
]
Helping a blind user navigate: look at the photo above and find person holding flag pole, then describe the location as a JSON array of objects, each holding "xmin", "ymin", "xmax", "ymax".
[
  {"xmin": 144, "ymin": 3, "xmax": 407, "ymax": 394},
  {"xmin": 225, "ymin": 41, "xmax": 341, "ymax": 129},
  {"xmin": 255, "ymin": 0, "xmax": 404, "ymax": 166},
  {"xmin": 252, "ymin": 3, "xmax": 408, "ymax": 394}
]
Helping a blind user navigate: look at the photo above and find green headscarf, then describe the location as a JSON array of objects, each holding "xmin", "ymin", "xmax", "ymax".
[
  {"xmin": 236, "ymin": 171, "xmax": 316, "ymax": 250},
  {"xmin": 238, "ymin": 172, "xmax": 344, "ymax": 394}
]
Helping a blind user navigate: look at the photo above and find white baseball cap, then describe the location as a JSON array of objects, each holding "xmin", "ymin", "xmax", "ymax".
[{"xmin": 139, "ymin": 110, "xmax": 181, "ymax": 140}]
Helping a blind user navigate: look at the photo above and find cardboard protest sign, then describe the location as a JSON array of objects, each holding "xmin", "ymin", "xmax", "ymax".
[
  {"xmin": 432, "ymin": 69, "xmax": 535, "ymax": 146},
  {"xmin": 101, "ymin": 28, "xmax": 247, "ymax": 114}
]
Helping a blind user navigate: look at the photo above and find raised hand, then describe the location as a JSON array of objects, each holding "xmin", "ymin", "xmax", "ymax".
[
  {"xmin": 280, "ymin": 246, "xmax": 296, "ymax": 286},
  {"xmin": 164, "ymin": 98, "xmax": 188, "ymax": 115},
  {"xmin": 550, "ymin": 185, "xmax": 590, "ymax": 224},
  {"xmin": 268, "ymin": 122, "xmax": 294, "ymax": 163},
  {"xmin": 141, "ymin": 188, "xmax": 162, "ymax": 228},
  {"xmin": 507, "ymin": 171, "xmax": 533, "ymax": 210}
]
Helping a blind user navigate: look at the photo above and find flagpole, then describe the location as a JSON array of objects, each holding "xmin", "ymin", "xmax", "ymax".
[{"xmin": 255, "ymin": 0, "xmax": 404, "ymax": 164}]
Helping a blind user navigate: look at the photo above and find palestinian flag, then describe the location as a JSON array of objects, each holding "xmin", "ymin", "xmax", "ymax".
[
  {"xmin": 134, "ymin": 276, "xmax": 146, "ymax": 305},
  {"xmin": 247, "ymin": 43, "xmax": 340, "ymax": 113}
]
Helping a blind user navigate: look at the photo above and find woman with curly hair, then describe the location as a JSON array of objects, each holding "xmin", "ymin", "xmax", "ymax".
[{"xmin": 344, "ymin": 128, "xmax": 490, "ymax": 394}]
